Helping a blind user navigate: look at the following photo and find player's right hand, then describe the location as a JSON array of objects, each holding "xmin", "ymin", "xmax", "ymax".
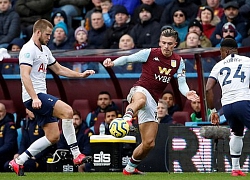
[
  {"xmin": 103, "ymin": 58, "xmax": 114, "ymax": 67},
  {"xmin": 211, "ymin": 112, "xmax": 220, "ymax": 126},
  {"xmin": 32, "ymin": 98, "xmax": 42, "ymax": 109}
]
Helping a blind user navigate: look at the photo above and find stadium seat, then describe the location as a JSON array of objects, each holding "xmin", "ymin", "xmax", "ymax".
[
  {"xmin": 112, "ymin": 98, "xmax": 128, "ymax": 115},
  {"xmin": 72, "ymin": 99, "xmax": 91, "ymax": 120},
  {"xmin": 172, "ymin": 111, "xmax": 191, "ymax": 125},
  {"xmin": 182, "ymin": 100, "xmax": 193, "ymax": 116}
]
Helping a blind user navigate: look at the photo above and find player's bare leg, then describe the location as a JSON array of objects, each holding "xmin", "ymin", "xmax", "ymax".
[{"xmin": 123, "ymin": 121, "xmax": 158, "ymax": 175}]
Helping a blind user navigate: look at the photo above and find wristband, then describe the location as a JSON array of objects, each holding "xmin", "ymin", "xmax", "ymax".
[{"xmin": 210, "ymin": 108, "xmax": 217, "ymax": 114}]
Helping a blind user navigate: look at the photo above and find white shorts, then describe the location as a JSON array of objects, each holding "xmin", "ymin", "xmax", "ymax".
[{"xmin": 127, "ymin": 86, "xmax": 158, "ymax": 124}]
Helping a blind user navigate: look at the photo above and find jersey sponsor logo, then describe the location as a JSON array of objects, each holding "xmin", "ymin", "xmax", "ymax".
[
  {"xmin": 155, "ymin": 74, "xmax": 171, "ymax": 83},
  {"xmin": 171, "ymin": 60, "xmax": 176, "ymax": 67},
  {"xmin": 38, "ymin": 63, "xmax": 47, "ymax": 73},
  {"xmin": 158, "ymin": 66, "xmax": 172, "ymax": 75}
]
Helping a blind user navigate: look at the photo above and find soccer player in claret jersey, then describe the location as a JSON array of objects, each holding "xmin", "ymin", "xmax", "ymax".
[
  {"xmin": 103, "ymin": 29, "xmax": 199, "ymax": 175},
  {"xmin": 9, "ymin": 19, "xmax": 95, "ymax": 176},
  {"xmin": 206, "ymin": 38, "xmax": 248, "ymax": 177}
]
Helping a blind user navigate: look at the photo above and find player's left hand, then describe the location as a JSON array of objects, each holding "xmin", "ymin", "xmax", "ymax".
[
  {"xmin": 81, "ymin": 70, "xmax": 95, "ymax": 78},
  {"xmin": 186, "ymin": 90, "xmax": 199, "ymax": 101},
  {"xmin": 210, "ymin": 112, "xmax": 220, "ymax": 126}
]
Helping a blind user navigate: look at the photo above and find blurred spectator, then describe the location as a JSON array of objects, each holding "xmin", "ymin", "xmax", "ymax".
[
  {"xmin": 129, "ymin": 4, "xmax": 161, "ymax": 48},
  {"xmin": 73, "ymin": 26, "xmax": 99, "ymax": 73},
  {"xmin": 11, "ymin": 109, "xmax": 56, "ymax": 172},
  {"xmin": 223, "ymin": 0, "xmax": 250, "ymax": 20},
  {"xmin": 100, "ymin": 0, "xmax": 116, "ymax": 28},
  {"xmin": 118, "ymin": 34, "xmax": 135, "ymax": 50},
  {"xmin": 215, "ymin": 22, "xmax": 242, "ymax": 47},
  {"xmin": 53, "ymin": 0, "xmax": 90, "ymax": 29},
  {"xmin": 0, "ymin": 103, "xmax": 17, "ymax": 172},
  {"xmin": 190, "ymin": 97, "xmax": 211, "ymax": 122},
  {"xmin": 132, "ymin": 0, "xmax": 164, "ymax": 23},
  {"xmin": 178, "ymin": 19, "xmax": 212, "ymax": 48},
  {"xmin": 170, "ymin": 9, "xmax": 189, "ymax": 43},
  {"xmin": 113, "ymin": 34, "xmax": 142, "ymax": 73},
  {"xmin": 102, "ymin": 5, "xmax": 133, "ymax": 49},
  {"xmin": 157, "ymin": 99, "xmax": 173, "ymax": 124},
  {"xmin": 87, "ymin": 10, "xmax": 107, "ymax": 49},
  {"xmin": 101, "ymin": 107, "xmax": 118, "ymax": 135},
  {"xmin": 1, "ymin": 38, "xmax": 25, "ymax": 74},
  {"xmin": 112, "ymin": 0, "xmax": 141, "ymax": 15},
  {"xmin": 85, "ymin": 91, "xmax": 121, "ymax": 130},
  {"xmin": 15, "ymin": 0, "xmax": 54, "ymax": 42},
  {"xmin": 210, "ymin": 1, "xmax": 248, "ymax": 46},
  {"xmin": 160, "ymin": 0, "xmax": 199, "ymax": 26},
  {"xmin": 161, "ymin": 90, "xmax": 180, "ymax": 116},
  {"xmin": 50, "ymin": 9, "xmax": 75, "ymax": 44},
  {"xmin": 7, "ymin": 38, "xmax": 25, "ymax": 52},
  {"xmin": 198, "ymin": 6, "xmax": 220, "ymax": 39},
  {"xmin": 48, "ymin": 21, "xmax": 73, "ymax": 50},
  {"xmin": 0, "ymin": 0, "xmax": 20, "ymax": 48},
  {"xmin": 182, "ymin": 32, "xmax": 201, "ymax": 48},
  {"xmin": 74, "ymin": 26, "xmax": 88, "ymax": 50},
  {"xmin": 199, "ymin": 0, "xmax": 224, "ymax": 19},
  {"xmin": 57, "ymin": 109, "xmax": 91, "ymax": 172},
  {"xmin": 84, "ymin": 0, "xmax": 102, "ymax": 31}
]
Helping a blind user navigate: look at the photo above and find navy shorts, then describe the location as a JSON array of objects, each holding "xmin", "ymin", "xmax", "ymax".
[
  {"xmin": 223, "ymin": 100, "xmax": 250, "ymax": 136},
  {"xmin": 24, "ymin": 93, "xmax": 59, "ymax": 127}
]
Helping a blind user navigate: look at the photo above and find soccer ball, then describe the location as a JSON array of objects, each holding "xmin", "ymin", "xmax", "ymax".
[{"xmin": 109, "ymin": 118, "xmax": 129, "ymax": 138}]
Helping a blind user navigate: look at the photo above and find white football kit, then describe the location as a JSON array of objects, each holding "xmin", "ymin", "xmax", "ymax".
[
  {"xmin": 209, "ymin": 54, "xmax": 250, "ymax": 106},
  {"xmin": 19, "ymin": 39, "xmax": 56, "ymax": 102}
]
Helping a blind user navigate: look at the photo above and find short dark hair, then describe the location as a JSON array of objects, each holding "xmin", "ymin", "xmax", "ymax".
[
  {"xmin": 105, "ymin": 106, "xmax": 118, "ymax": 116},
  {"xmin": 220, "ymin": 38, "xmax": 238, "ymax": 48},
  {"xmin": 98, "ymin": 91, "xmax": 111, "ymax": 98},
  {"xmin": 73, "ymin": 109, "xmax": 81, "ymax": 119}
]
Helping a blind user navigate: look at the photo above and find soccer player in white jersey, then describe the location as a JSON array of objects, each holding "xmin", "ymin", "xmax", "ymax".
[
  {"xmin": 9, "ymin": 19, "xmax": 95, "ymax": 176},
  {"xmin": 103, "ymin": 29, "xmax": 199, "ymax": 175},
  {"xmin": 206, "ymin": 38, "xmax": 248, "ymax": 176}
]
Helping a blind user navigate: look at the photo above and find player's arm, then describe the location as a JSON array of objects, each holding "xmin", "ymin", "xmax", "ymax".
[
  {"xmin": 103, "ymin": 49, "xmax": 150, "ymax": 67},
  {"xmin": 177, "ymin": 59, "xmax": 199, "ymax": 101},
  {"xmin": 20, "ymin": 64, "xmax": 41, "ymax": 109},
  {"xmin": 205, "ymin": 77, "xmax": 219, "ymax": 125},
  {"xmin": 49, "ymin": 61, "xmax": 95, "ymax": 78}
]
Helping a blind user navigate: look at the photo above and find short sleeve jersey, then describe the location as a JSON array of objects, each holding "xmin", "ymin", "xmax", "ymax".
[
  {"xmin": 209, "ymin": 54, "xmax": 250, "ymax": 106},
  {"xmin": 19, "ymin": 39, "xmax": 56, "ymax": 102}
]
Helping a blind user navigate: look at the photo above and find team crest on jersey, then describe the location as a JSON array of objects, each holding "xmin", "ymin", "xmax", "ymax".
[
  {"xmin": 24, "ymin": 53, "xmax": 30, "ymax": 58},
  {"xmin": 171, "ymin": 60, "xmax": 176, "ymax": 67},
  {"xmin": 153, "ymin": 57, "xmax": 160, "ymax": 61}
]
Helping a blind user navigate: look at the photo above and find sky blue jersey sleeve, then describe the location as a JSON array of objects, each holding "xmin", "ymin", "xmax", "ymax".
[
  {"xmin": 113, "ymin": 49, "xmax": 151, "ymax": 66},
  {"xmin": 177, "ymin": 58, "xmax": 190, "ymax": 97}
]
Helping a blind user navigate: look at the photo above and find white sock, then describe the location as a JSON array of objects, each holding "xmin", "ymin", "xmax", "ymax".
[
  {"xmin": 230, "ymin": 135, "xmax": 243, "ymax": 170},
  {"xmin": 62, "ymin": 119, "xmax": 81, "ymax": 158},
  {"xmin": 125, "ymin": 156, "xmax": 141, "ymax": 172},
  {"xmin": 16, "ymin": 136, "xmax": 52, "ymax": 165}
]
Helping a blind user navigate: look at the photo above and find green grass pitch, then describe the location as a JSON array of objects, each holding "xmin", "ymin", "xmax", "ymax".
[{"xmin": 0, "ymin": 172, "xmax": 248, "ymax": 180}]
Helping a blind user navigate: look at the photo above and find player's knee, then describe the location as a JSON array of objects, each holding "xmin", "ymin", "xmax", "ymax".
[
  {"xmin": 142, "ymin": 139, "xmax": 155, "ymax": 150},
  {"xmin": 62, "ymin": 106, "xmax": 73, "ymax": 119},
  {"xmin": 47, "ymin": 133, "xmax": 60, "ymax": 144}
]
